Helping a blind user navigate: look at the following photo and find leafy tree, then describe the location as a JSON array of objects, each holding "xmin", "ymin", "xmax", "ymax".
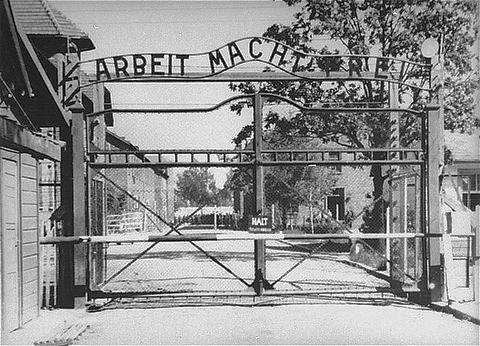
[
  {"xmin": 265, "ymin": 165, "xmax": 337, "ymax": 231},
  {"xmin": 226, "ymin": 127, "xmax": 337, "ymax": 229},
  {"xmin": 175, "ymin": 168, "xmax": 217, "ymax": 207},
  {"xmin": 214, "ymin": 186, "xmax": 233, "ymax": 206},
  {"xmin": 230, "ymin": 0, "xmax": 478, "ymax": 250}
]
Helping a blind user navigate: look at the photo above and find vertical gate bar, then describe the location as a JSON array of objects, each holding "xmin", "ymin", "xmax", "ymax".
[
  {"xmin": 420, "ymin": 112, "xmax": 429, "ymax": 297},
  {"xmin": 253, "ymin": 92, "xmax": 266, "ymax": 295},
  {"xmin": 466, "ymin": 236, "xmax": 470, "ymax": 287},
  {"xmin": 427, "ymin": 103, "xmax": 443, "ymax": 302},
  {"xmin": 70, "ymin": 101, "xmax": 87, "ymax": 308},
  {"xmin": 58, "ymin": 120, "xmax": 74, "ymax": 307},
  {"xmin": 389, "ymin": 82, "xmax": 402, "ymax": 283},
  {"xmin": 85, "ymin": 106, "xmax": 92, "ymax": 298}
]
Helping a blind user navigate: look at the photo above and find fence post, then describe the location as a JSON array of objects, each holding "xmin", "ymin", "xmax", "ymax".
[
  {"xmin": 474, "ymin": 206, "xmax": 480, "ymax": 302},
  {"xmin": 214, "ymin": 205, "xmax": 217, "ymax": 231},
  {"xmin": 386, "ymin": 207, "xmax": 391, "ymax": 275}
]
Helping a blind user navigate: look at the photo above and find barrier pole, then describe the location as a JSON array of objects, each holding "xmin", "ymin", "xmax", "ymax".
[{"xmin": 253, "ymin": 92, "xmax": 266, "ymax": 295}]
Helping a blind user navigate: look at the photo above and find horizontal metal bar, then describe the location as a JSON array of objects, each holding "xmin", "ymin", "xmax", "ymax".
[
  {"xmin": 88, "ymin": 290, "xmax": 257, "ymax": 299},
  {"xmin": 88, "ymin": 149, "xmax": 255, "ymax": 155},
  {"xmin": 448, "ymin": 234, "xmax": 475, "ymax": 238},
  {"xmin": 262, "ymin": 148, "xmax": 423, "ymax": 153},
  {"xmin": 259, "ymin": 93, "xmax": 422, "ymax": 115},
  {"xmin": 40, "ymin": 232, "xmax": 442, "ymax": 244},
  {"xmin": 261, "ymin": 287, "xmax": 419, "ymax": 295},
  {"xmin": 262, "ymin": 160, "xmax": 424, "ymax": 166},
  {"xmin": 86, "ymin": 93, "xmax": 255, "ymax": 117},
  {"xmin": 88, "ymin": 162, "xmax": 253, "ymax": 168},
  {"xmin": 88, "ymin": 159, "xmax": 424, "ymax": 168},
  {"xmin": 80, "ymin": 71, "xmax": 429, "ymax": 92},
  {"xmin": 88, "ymin": 287, "xmax": 413, "ymax": 300}
]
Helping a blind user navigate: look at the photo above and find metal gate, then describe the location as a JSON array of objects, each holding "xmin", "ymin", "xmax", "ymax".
[
  {"xmin": 85, "ymin": 97, "xmax": 428, "ymax": 300},
  {"xmin": 54, "ymin": 37, "xmax": 440, "ymax": 304}
]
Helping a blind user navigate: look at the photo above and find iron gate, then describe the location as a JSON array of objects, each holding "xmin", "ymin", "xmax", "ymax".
[
  {"xmin": 85, "ymin": 93, "xmax": 428, "ymax": 301},
  {"xmin": 50, "ymin": 36, "xmax": 441, "ymax": 303}
]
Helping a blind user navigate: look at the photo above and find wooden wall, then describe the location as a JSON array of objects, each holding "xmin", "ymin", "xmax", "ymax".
[
  {"xmin": 20, "ymin": 153, "xmax": 40, "ymax": 324},
  {"xmin": 0, "ymin": 148, "xmax": 40, "ymax": 333}
]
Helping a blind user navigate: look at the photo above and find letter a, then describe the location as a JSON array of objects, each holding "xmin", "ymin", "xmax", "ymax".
[{"xmin": 96, "ymin": 58, "xmax": 111, "ymax": 81}]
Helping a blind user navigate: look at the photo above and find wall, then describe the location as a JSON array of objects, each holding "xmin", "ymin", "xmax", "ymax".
[{"xmin": 1, "ymin": 148, "xmax": 40, "ymax": 333}]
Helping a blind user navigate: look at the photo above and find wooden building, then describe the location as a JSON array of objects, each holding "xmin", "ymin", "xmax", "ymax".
[{"xmin": 1, "ymin": 0, "xmax": 64, "ymax": 333}]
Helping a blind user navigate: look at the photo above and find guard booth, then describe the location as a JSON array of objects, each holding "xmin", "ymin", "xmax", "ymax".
[{"xmin": 46, "ymin": 37, "xmax": 447, "ymax": 306}]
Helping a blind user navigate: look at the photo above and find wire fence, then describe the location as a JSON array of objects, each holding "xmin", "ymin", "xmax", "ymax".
[{"xmin": 86, "ymin": 159, "xmax": 427, "ymax": 296}]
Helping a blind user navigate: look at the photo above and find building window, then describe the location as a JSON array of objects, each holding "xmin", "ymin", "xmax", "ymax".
[
  {"xmin": 461, "ymin": 174, "xmax": 480, "ymax": 210},
  {"xmin": 325, "ymin": 187, "xmax": 345, "ymax": 221},
  {"xmin": 328, "ymin": 152, "xmax": 342, "ymax": 173}
]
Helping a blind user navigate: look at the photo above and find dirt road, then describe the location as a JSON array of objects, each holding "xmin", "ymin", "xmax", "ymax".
[{"xmin": 75, "ymin": 303, "xmax": 479, "ymax": 345}]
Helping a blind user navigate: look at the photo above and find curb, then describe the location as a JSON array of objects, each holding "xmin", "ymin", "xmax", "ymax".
[
  {"xmin": 340, "ymin": 258, "xmax": 391, "ymax": 283},
  {"xmin": 430, "ymin": 303, "xmax": 480, "ymax": 325}
]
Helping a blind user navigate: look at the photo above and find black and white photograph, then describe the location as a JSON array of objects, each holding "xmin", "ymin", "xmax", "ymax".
[{"xmin": 0, "ymin": 0, "xmax": 479, "ymax": 344}]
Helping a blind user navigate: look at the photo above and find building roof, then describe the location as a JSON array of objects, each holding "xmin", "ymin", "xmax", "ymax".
[
  {"xmin": 10, "ymin": 0, "xmax": 86, "ymax": 38},
  {"xmin": 105, "ymin": 130, "xmax": 169, "ymax": 179},
  {"xmin": 444, "ymin": 130, "xmax": 480, "ymax": 163},
  {"xmin": 9, "ymin": 0, "xmax": 94, "ymax": 51},
  {"xmin": 1, "ymin": 0, "xmax": 68, "ymax": 129}
]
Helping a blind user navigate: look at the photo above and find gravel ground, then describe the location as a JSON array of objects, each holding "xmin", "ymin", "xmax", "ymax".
[
  {"xmin": 74, "ymin": 303, "xmax": 479, "ymax": 345},
  {"xmin": 69, "ymin": 231, "xmax": 480, "ymax": 345},
  {"xmin": 96, "ymin": 234, "xmax": 387, "ymax": 294}
]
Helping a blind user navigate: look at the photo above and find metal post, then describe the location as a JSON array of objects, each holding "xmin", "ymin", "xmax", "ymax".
[
  {"xmin": 253, "ymin": 92, "xmax": 266, "ymax": 295},
  {"xmin": 389, "ymin": 82, "xmax": 404, "ymax": 283},
  {"xmin": 427, "ymin": 103, "xmax": 443, "ymax": 302},
  {"xmin": 418, "ymin": 111, "xmax": 429, "ymax": 297},
  {"xmin": 71, "ymin": 102, "xmax": 87, "ymax": 307},
  {"xmin": 57, "ymin": 122, "xmax": 74, "ymax": 308},
  {"xmin": 474, "ymin": 206, "xmax": 480, "ymax": 302}
]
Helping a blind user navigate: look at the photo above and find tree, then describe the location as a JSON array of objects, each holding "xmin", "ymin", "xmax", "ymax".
[
  {"xmin": 230, "ymin": 0, "xmax": 478, "ymax": 249},
  {"xmin": 226, "ymin": 127, "xmax": 337, "ymax": 230},
  {"xmin": 265, "ymin": 165, "xmax": 337, "ymax": 231},
  {"xmin": 175, "ymin": 168, "xmax": 217, "ymax": 207}
]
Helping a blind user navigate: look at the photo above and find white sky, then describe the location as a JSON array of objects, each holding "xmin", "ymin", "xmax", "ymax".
[
  {"xmin": 51, "ymin": 1, "xmax": 300, "ymax": 148},
  {"xmin": 50, "ymin": 0, "xmax": 308, "ymax": 186},
  {"xmin": 50, "ymin": 1, "xmax": 332, "ymax": 186}
]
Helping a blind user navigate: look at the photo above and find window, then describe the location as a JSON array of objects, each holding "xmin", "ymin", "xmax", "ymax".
[
  {"xmin": 326, "ymin": 188, "xmax": 345, "ymax": 221},
  {"xmin": 461, "ymin": 174, "xmax": 480, "ymax": 210},
  {"xmin": 328, "ymin": 152, "xmax": 342, "ymax": 173}
]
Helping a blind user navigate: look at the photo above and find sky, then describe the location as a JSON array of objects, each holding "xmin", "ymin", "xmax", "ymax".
[
  {"xmin": 51, "ymin": 0, "xmax": 300, "ymax": 148},
  {"xmin": 51, "ymin": 1, "xmax": 305, "ymax": 186}
]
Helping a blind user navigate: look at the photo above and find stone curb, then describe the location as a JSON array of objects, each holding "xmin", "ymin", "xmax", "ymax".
[
  {"xmin": 340, "ymin": 258, "xmax": 391, "ymax": 282},
  {"xmin": 429, "ymin": 302, "xmax": 480, "ymax": 325}
]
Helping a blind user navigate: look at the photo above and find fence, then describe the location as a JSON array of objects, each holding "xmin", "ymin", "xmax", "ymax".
[
  {"xmin": 443, "ymin": 207, "xmax": 479, "ymax": 303},
  {"xmin": 39, "ymin": 217, "xmax": 57, "ymax": 308},
  {"xmin": 106, "ymin": 212, "xmax": 144, "ymax": 234},
  {"xmin": 41, "ymin": 231, "xmax": 427, "ymax": 299}
]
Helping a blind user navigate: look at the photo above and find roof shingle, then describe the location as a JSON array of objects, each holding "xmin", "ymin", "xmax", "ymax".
[
  {"xmin": 10, "ymin": 0, "xmax": 89, "ymax": 39},
  {"xmin": 445, "ymin": 130, "xmax": 480, "ymax": 162}
]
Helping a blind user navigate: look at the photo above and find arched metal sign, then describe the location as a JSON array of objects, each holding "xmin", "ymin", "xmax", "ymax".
[{"xmin": 59, "ymin": 36, "xmax": 431, "ymax": 108}]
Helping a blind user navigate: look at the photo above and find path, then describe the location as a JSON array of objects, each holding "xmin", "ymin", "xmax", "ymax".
[{"xmin": 75, "ymin": 303, "xmax": 479, "ymax": 345}]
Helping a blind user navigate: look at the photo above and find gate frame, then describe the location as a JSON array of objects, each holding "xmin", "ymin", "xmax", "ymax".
[{"xmin": 55, "ymin": 37, "xmax": 443, "ymax": 305}]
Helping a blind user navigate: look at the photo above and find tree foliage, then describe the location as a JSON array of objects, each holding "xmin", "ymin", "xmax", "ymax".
[
  {"xmin": 175, "ymin": 168, "xmax": 231, "ymax": 207},
  {"xmin": 231, "ymin": 0, "xmax": 478, "ymax": 147},
  {"xmin": 229, "ymin": 0, "xmax": 478, "ymax": 246}
]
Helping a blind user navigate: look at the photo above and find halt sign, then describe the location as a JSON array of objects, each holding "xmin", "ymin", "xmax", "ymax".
[{"xmin": 249, "ymin": 215, "xmax": 272, "ymax": 233}]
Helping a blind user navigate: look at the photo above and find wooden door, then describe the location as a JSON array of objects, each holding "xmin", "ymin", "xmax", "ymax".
[{"xmin": 1, "ymin": 155, "xmax": 20, "ymax": 332}]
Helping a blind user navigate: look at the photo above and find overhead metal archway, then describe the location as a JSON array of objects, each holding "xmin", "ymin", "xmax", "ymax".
[{"xmin": 49, "ymin": 37, "xmax": 445, "ymax": 306}]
